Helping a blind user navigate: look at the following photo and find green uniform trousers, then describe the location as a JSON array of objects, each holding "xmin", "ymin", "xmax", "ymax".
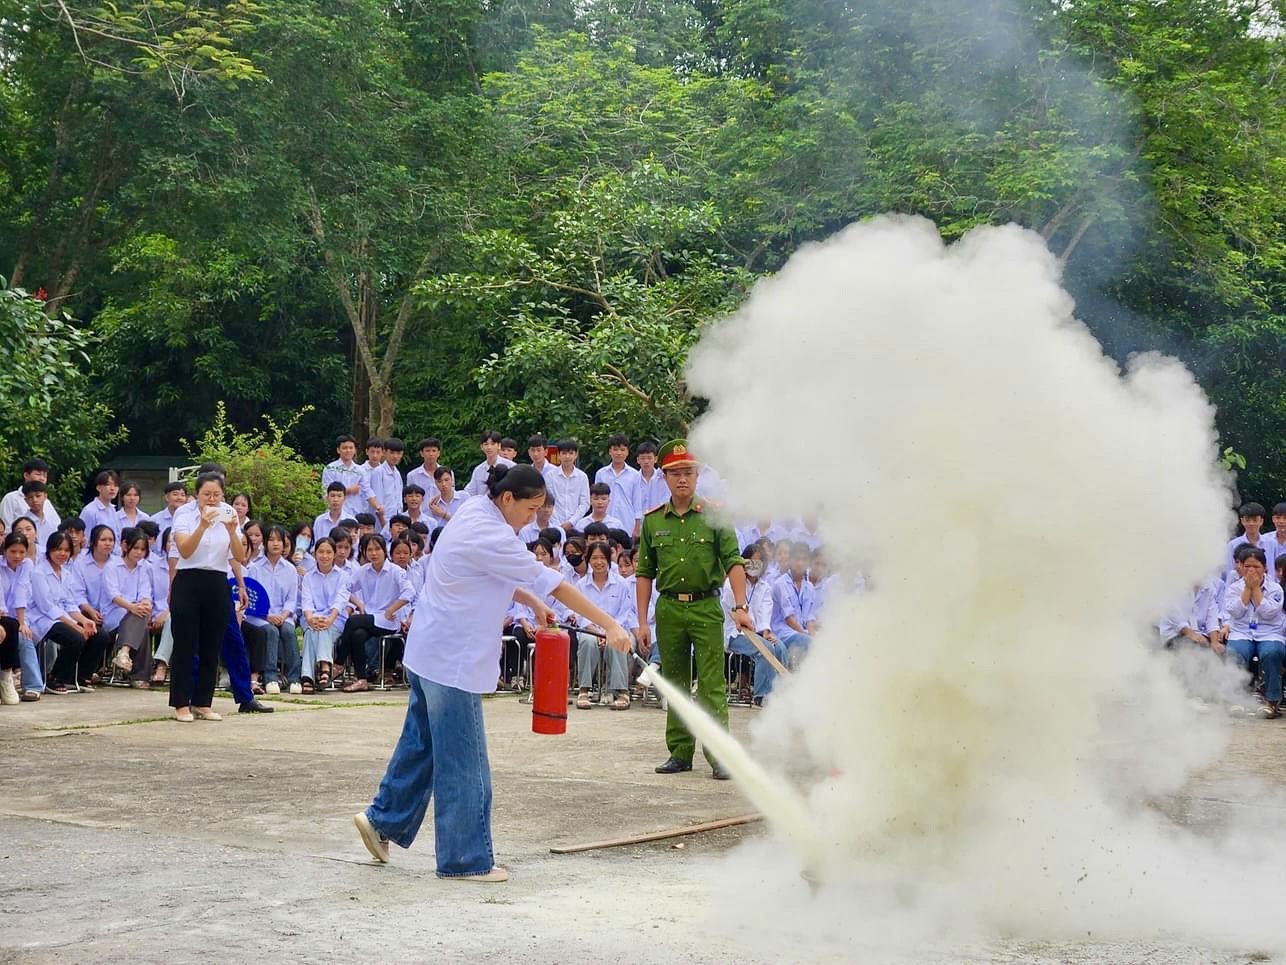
[{"xmin": 655, "ymin": 594, "xmax": 727, "ymax": 765}]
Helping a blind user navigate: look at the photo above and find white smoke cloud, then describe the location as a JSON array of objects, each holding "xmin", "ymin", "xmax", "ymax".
[{"xmin": 684, "ymin": 216, "xmax": 1280, "ymax": 951}]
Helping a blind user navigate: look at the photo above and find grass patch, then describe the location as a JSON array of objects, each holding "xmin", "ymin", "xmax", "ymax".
[{"xmin": 37, "ymin": 716, "xmax": 174, "ymax": 731}]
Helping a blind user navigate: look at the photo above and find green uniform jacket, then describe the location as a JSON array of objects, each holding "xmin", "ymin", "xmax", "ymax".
[{"xmin": 634, "ymin": 501, "xmax": 745, "ymax": 594}]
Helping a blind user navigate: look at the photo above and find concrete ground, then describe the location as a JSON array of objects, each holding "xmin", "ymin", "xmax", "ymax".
[{"xmin": 1, "ymin": 687, "xmax": 1284, "ymax": 964}]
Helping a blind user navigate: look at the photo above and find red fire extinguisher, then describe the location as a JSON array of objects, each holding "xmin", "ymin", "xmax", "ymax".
[{"xmin": 531, "ymin": 626, "xmax": 570, "ymax": 735}]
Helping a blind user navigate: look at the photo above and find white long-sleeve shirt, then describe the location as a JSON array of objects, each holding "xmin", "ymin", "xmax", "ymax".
[
  {"xmin": 302, "ymin": 566, "xmax": 352, "ymax": 632},
  {"xmin": 548, "ymin": 467, "xmax": 590, "ymax": 529},
  {"xmin": 770, "ymin": 572, "xmax": 815, "ymax": 638},
  {"xmin": 322, "ymin": 459, "xmax": 374, "ymax": 518},
  {"xmin": 721, "ymin": 577, "xmax": 773, "ymax": 642},
  {"xmin": 403, "ymin": 495, "xmax": 563, "ymax": 694},
  {"xmin": 1221, "ymin": 578, "xmax": 1285, "ymax": 642},
  {"xmin": 1157, "ymin": 578, "xmax": 1223, "ymax": 641},
  {"xmin": 246, "ymin": 556, "xmax": 299, "ymax": 628},
  {"xmin": 575, "ymin": 571, "xmax": 638, "ymax": 632},
  {"xmin": 594, "ymin": 463, "xmax": 643, "ymax": 529},
  {"xmin": 103, "ymin": 557, "xmax": 155, "ymax": 632},
  {"xmin": 636, "ymin": 468, "xmax": 669, "ymax": 518},
  {"xmin": 464, "ymin": 457, "xmax": 515, "ymax": 497},
  {"xmin": 349, "ymin": 560, "xmax": 412, "ymax": 632}
]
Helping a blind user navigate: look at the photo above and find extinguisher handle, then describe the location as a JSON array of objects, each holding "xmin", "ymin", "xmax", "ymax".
[{"xmin": 556, "ymin": 622, "xmax": 606, "ymax": 639}]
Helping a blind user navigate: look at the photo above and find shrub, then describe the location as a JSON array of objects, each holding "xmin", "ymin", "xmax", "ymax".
[{"xmin": 183, "ymin": 402, "xmax": 323, "ymax": 526}]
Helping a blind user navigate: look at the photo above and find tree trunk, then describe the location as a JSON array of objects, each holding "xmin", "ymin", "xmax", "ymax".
[{"xmin": 372, "ymin": 383, "xmax": 395, "ymax": 437}]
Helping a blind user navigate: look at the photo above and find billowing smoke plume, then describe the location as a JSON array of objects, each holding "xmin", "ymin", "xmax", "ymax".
[{"xmin": 685, "ymin": 216, "xmax": 1281, "ymax": 950}]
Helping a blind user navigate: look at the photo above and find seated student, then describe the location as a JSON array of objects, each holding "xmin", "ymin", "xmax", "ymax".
[
  {"xmin": 1158, "ymin": 576, "xmax": 1223, "ymax": 649},
  {"xmin": 231, "ymin": 492, "xmax": 254, "ymax": 527},
  {"xmin": 2, "ymin": 458, "xmax": 58, "ymax": 529},
  {"xmin": 30, "ymin": 532, "xmax": 102, "ymax": 693},
  {"xmin": 242, "ymin": 518, "xmax": 266, "ymax": 564},
  {"xmin": 148, "ymin": 527, "xmax": 173, "ymax": 685},
  {"xmin": 315, "ymin": 481, "xmax": 348, "ymax": 540},
  {"xmin": 332, "ymin": 529, "xmax": 359, "ymax": 582},
  {"xmin": 578, "ymin": 483, "xmax": 627, "ymax": 532},
  {"xmin": 2, "ymin": 532, "xmax": 43, "ymax": 700},
  {"xmin": 11, "ymin": 517, "xmax": 40, "ymax": 564},
  {"xmin": 105, "ymin": 529, "xmax": 156, "ymax": 686},
  {"xmin": 517, "ymin": 491, "xmax": 556, "ymax": 544},
  {"xmin": 770, "ymin": 541, "xmax": 816, "ymax": 664},
  {"xmin": 247, "ymin": 525, "xmax": 303, "ymax": 695},
  {"xmin": 429, "ymin": 466, "xmax": 468, "ymax": 523},
  {"xmin": 338, "ymin": 535, "xmax": 411, "ymax": 692},
  {"xmin": 387, "ymin": 537, "xmax": 418, "ymax": 636},
  {"xmin": 301, "ymin": 537, "xmax": 351, "ymax": 692},
  {"xmin": 388, "ymin": 514, "xmax": 411, "ymax": 543},
  {"xmin": 73, "ymin": 524, "xmax": 116, "ymax": 681},
  {"xmin": 22, "ymin": 481, "xmax": 60, "ymax": 549},
  {"xmin": 79, "ymin": 469, "xmax": 121, "ymax": 551},
  {"xmin": 574, "ymin": 543, "xmax": 636, "ymax": 710},
  {"xmin": 402, "ymin": 484, "xmax": 433, "ymax": 530},
  {"xmin": 237, "ymin": 529, "xmax": 270, "ymax": 695},
  {"xmin": 804, "ymin": 552, "xmax": 835, "ymax": 632},
  {"xmin": 409, "ymin": 520, "xmax": 431, "ymax": 546},
  {"xmin": 539, "ymin": 526, "xmax": 564, "ymax": 560},
  {"xmin": 1220, "ymin": 545, "xmax": 1286, "ymax": 718},
  {"xmin": 1225, "ymin": 502, "xmax": 1268, "ymax": 585},
  {"xmin": 723, "ymin": 543, "xmax": 788, "ymax": 706},
  {"xmin": 764, "ymin": 538, "xmax": 791, "ymax": 583},
  {"xmin": 354, "ymin": 513, "xmax": 379, "ymax": 543},
  {"xmin": 561, "ymin": 535, "xmax": 588, "ymax": 583}
]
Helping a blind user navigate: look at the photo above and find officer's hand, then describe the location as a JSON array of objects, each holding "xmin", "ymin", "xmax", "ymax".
[
  {"xmin": 733, "ymin": 608, "xmax": 755, "ymax": 633},
  {"xmin": 634, "ymin": 623, "xmax": 651, "ymax": 652},
  {"xmin": 604, "ymin": 622, "xmax": 632, "ymax": 653}
]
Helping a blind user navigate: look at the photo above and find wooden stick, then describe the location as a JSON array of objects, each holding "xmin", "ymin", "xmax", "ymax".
[
  {"xmin": 549, "ymin": 813, "xmax": 762, "ymax": 854},
  {"xmin": 743, "ymin": 629, "xmax": 792, "ymax": 678}
]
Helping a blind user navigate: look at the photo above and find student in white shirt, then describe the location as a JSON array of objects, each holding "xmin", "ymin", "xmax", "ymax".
[
  {"xmin": 378, "ymin": 438, "xmax": 407, "ymax": 520},
  {"xmin": 301, "ymin": 536, "xmax": 351, "ymax": 692},
  {"xmin": 2, "ymin": 458, "xmax": 56, "ymax": 528},
  {"xmin": 402, "ymin": 484, "xmax": 435, "ymax": 531},
  {"xmin": 429, "ymin": 467, "xmax": 469, "ymax": 523},
  {"xmin": 594, "ymin": 433, "xmax": 644, "ymax": 537},
  {"xmin": 517, "ymin": 494, "xmax": 556, "ymax": 544},
  {"xmin": 548, "ymin": 438, "xmax": 590, "ymax": 531},
  {"xmin": 105, "ymin": 530, "xmax": 156, "ymax": 685},
  {"xmin": 339, "ymin": 534, "xmax": 413, "ymax": 692},
  {"xmin": 577, "ymin": 483, "xmax": 627, "ymax": 532},
  {"xmin": 315, "ymin": 482, "xmax": 348, "ymax": 540},
  {"xmin": 323, "ymin": 434, "xmax": 381, "ymax": 519},
  {"xmin": 770, "ymin": 542, "xmax": 816, "ymax": 664},
  {"xmin": 150, "ymin": 482, "xmax": 187, "ymax": 563},
  {"xmin": 354, "ymin": 465, "xmax": 632, "ymax": 881},
  {"xmin": 1220, "ymin": 546, "xmax": 1285, "ymax": 718},
  {"xmin": 21, "ymin": 481, "xmax": 60, "ymax": 548},
  {"xmin": 464, "ymin": 430, "xmax": 515, "ymax": 497},
  {"xmin": 573, "ymin": 543, "xmax": 637, "ymax": 710},
  {"xmin": 525, "ymin": 434, "xmax": 562, "ymax": 489},
  {"xmin": 1158, "ymin": 576, "xmax": 1223, "ymax": 648},
  {"xmin": 499, "ymin": 437, "xmax": 519, "ymax": 463},
  {"xmin": 634, "ymin": 441, "xmax": 669, "ymax": 519},
  {"xmin": 29, "ymin": 532, "xmax": 99, "ymax": 694},
  {"xmin": 80, "ymin": 469, "xmax": 121, "ymax": 552},
  {"xmin": 405, "ymin": 438, "xmax": 442, "ymax": 497},
  {"xmin": 247, "ymin": 525, "xmax": 303, "ymax": 694},
  {"xmin": 1225, "ymin": 501, "xmax": 1268, "ymax": 584},
  {"xmin": 116, "ymin": 480, "xmax": 151, "ymax": 531},
  {"xmin": 723, "ymin": 543, "xmax": 787, "ymax": 705}
]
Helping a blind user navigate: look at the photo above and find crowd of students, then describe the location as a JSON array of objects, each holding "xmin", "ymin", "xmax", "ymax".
[{"xmin": 0, "ymin": 432, "xmax": 834, "ymax": 709}]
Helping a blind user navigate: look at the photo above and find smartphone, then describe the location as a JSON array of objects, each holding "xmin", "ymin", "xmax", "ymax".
[{"xmin": 217, "ymin": 505, "xmax": 237, "ymax": 524}]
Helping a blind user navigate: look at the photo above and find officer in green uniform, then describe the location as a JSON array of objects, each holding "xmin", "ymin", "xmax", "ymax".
[{"xmin": 634, "ymin": 440, "xmax": 753, "ymax": 779}]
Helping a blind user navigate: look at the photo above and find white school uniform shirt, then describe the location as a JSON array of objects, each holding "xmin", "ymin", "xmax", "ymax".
[
  {"xmin": 735, "ymin": 523, "xmax": 762, "ymax": 551},
  {"xmin": 314, "ymin": 512, "xmax": 345, "ymax": 542},
  {"xmin": 464, "ymin": 456, "xmax": 515, "ymax": 497},
  {"xmin": 1225, "ymin": 534, "xmax": 1270, "ymax": 585},
  {"xmin": 427, "ymin": 491, "xmax": 469, "ymax": 523},
  {"xmin": 74, "ymin": 552, "xmax": 114, "ymax": 614},
  {"xmin": 721, "ymin": 577, "xmax": 774, "ymax": 643},
  {"xmin": 149, "ymin": 557, "xmax": 171, "ymax": 621},
  {"xmin": 531, "ymin": 461, "xmax": 562, "ymax": 491},
  {"xmin": 1262, "ymin": 532, "xmax": 1286, "ymax": 575},
  {"xmin": 28, "ymin": 561, "xmax": 82, "ymax": 641},
  {"xmin": 404, "ymin": 506, "xmax": 435, "ymax": 531},
  {"xmin": 770, "ymin": 572, "xmax": 815, "ymax": 638},
  {"xmin": 302, "ymin": 566, "xmax": 352, "ymax": 632},
  {"xmin": 322, "ymin": 459, "xmax": 374, "ymax": 518},
  {"xmin": 403, "ymin": 494, "xmax": 564, "ymax": 694},
  {"xmin": 80, "ymin": 498, "xmax": 122, "ymax": 550},
  {"xmin": 1221, "ymin": 578, "xmax": 1285, "ymax": 642},
  {"xmin": 368, "ymin": 462, "xmax": 403, "ymax": 518},
  {"xmin": 548, "ymin": 466, "xmax": 590, "ymax": 529},
  {"xmin": 246, "ymin": 556, "xmax": 299, "ymax": 627},
  {"xmin": 349, "ymin": 561, "xmax": 413, "ymax": 632},
  {"xmin": 151, "ymin": 507, "xmax": 177, "ymax": 563},
  {"xmin": 26, "ymin": 506, "xmax": 60, "ymax": 550},
  {"xmin": 2, "ymin": 488, "xmax": 59, "ymax": 528},
  {"xmin": 594, "ymin": 463, "xmax": 643, "ymax": 528},
  {"xmin": 171, "ymin": 501, "xmax": 239, "ymax": 572},
  {"xmin": 103, "ymin": 556, "xmax": 155, "ymax": 632},
  {"xmin": 1, "ymin": 557, "xmax": 34, "ymax": 616},
  {"xmin": 576, "ymin": 512, "xmax": 627, "ymax": 533},
  {"xmin": 116, "ymin": 507, "xmax": 152, "ymax": 532},
  {"xmin": 575, "ymin": 570, "xmax": 638, "ymax": 631},
  {"xmin": 636, "ymin": 468, "xmax": 669, "ymax": 518},
  {"xmin": 405, "ymin": 465, "xmax": 440, "ymax": 499},
  {"xmin": 805, "ymin": 574, "xmax": 837, "ymax": 626}
]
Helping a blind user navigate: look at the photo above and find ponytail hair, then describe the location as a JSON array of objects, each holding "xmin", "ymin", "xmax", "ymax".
[{"xmin": 486, "ymin": 464, "xmax": 546, "ymax": 501}]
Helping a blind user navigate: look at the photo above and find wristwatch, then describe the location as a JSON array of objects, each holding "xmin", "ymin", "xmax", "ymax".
[{"xmin": 730, "ymin": 604, "xmax": 749, "ymax": 613}]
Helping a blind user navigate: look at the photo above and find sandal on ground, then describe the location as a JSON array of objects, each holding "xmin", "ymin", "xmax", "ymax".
[
  {"xmin": 301, "ymin": 679, "xmax": 315, "ymax": 694},
  {"xmin": 193, "ymin": 708, "xmax": 223, "ymax": 721},
  {"xmin": 610, "ymin": 692, "xmax": 630, "ymax": 711},
  {"xmin": 342, "ymin": 679, "xmax": 370, "ymax": 693},
  {"xmin": 575, "ymin": 691, "xmax": 592, "ymax": 710},
  {"xmin": 112, "ymin": 648, "xmax": 133, "ymax": 672},
  {"xmin": 251, "ymin": 682, "xmax": 265, "ymax": 696},
  {"xmin": 21, "ymin": 690, "xmax": 40, "ymax": 702},
  {"xmin": 46, "ymin": 682, "xmax": 69, "ymax": 695},
  {"xmin": 316, "ymin": 672, "xmax": 330, "ymax": 690},
  {"xmin": 77, "ymin": 680, "xmax": 95, "ymax": 692}
]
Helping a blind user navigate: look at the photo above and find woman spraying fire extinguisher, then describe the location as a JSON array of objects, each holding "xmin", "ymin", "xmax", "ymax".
[{"xmin": 353, "ymin": 464, "xmax": 633, "ymax": 881}]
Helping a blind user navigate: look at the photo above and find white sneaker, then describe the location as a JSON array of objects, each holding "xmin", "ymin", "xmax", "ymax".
[
  {"xmin": 264, "ymin": 681, "xmax": 281, "ymax": 695},
  {"xmin": 112, "ymin": 648, "xmax": 133, "ymax": 672},
  {"xmin": 288, "ymin": 682, "xmax": 302, "ymax": 695},
  {"xmin": 0, "ymin": 671, "xmax": 19, "ymax": 706},
  {"xmin": 353, "ymin": 812, "xmax": 389, "ymax": 863}
]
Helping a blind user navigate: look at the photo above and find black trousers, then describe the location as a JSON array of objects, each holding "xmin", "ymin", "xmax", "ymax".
[
  {"xmin": 241, "ymin": 622, "xmax": 268, "ymax": 676},
  {"xmin": 337, "ymin": 615, "xmax": 396, "ymax": 680},
  {"xmin": 43, "ymin": 622, "xmax": 85, "ymax": 685},
  {"xmin": 1, "ymin": 615, "xmax": 21, "ymax": 671},
  {"xmin": 169, "ymin": 569, "xmax": 231, "ymax": 708}
]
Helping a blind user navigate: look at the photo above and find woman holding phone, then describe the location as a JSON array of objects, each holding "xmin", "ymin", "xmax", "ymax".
[{"xmin": 168, "ymin": 472, "xmax": 245, "ymax": 722}]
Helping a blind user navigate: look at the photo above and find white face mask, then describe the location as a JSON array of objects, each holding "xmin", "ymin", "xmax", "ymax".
[{"xmin": 745, "ymin": 560, "xmax": 765, "ymax": 578}]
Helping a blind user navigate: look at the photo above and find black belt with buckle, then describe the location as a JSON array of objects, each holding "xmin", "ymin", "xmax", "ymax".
[{"xmin": 663, "ymin": 589, "xmax": 715, "ymax": 603}]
